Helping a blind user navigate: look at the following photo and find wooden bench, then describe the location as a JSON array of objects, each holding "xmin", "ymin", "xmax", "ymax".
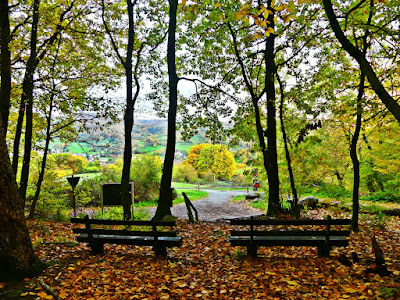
[
  {"xmin": 71, "ymin": 215, "xmax": 183, "ymax": 256},
  {"xmin": 229, "ymin": 216, "xmax": 351, "ymax": 257}
]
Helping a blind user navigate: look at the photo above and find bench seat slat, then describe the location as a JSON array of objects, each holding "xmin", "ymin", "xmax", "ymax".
[
  {"xmin": 230, "ymin": 235, "xmax": 348, "ymax": 247},
  {"xmin": 230, "ymin": 230, "xmax": 351, "ymax": 237},
  {"xmin": 76, "ymin": 234, "xmax": 183, "ymax": 246},
  {"xmin": 73, "ymin": 228, "xmax": 178, "ymax": 237}
]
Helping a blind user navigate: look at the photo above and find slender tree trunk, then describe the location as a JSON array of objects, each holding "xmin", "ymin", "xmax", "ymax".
[
  {"xmin": 121, "ymin": 67, "xmax": 134, "ymax": 220},
  {"xmin": 18, "ymin": 0, "xmax": 40, "ymax": 202},
  {"xmin": 350, "ymin": 72, "xmax": 364, "ymax": 231},
  {"xmin": 12, "ymin": 99, "xmax": 25, "ymax": 175},
  {"xmin": 277, "ymin": 74, "xmax": 299, "ymax": 217},
  {"xmin": 28, "ymin": 94, "xmax": 55, "ymax": 219},
  {"xmin": 264, "ymin": 2, "xmax": 280, "ymax": 216},
  {"xmin": 153, "ymin": 0, "xmax": 178, "ymax": 220},
  {"xmin": 0, "ymin": 0, "xmax": 11, "ymax": 136},
  {"xmin": 120, "ymin": 0, "xmax": 137, "ymax": 221},
  {"xmin": 323, "ymin": 0, "xmax": 400, "ymax": 124}
]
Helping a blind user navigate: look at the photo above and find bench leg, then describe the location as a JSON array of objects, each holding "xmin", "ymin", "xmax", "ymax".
[
  {"xmin": 90, "ymin": 242, "xmax": 104, "ymax": 255},
  {"xmin": 247, "ymin": 245, "xmax": 258, "ymax": 258},
  {"xmin": 318, "ymin": 245, "xmax": 331, "ymax": 257},
  {"xmin": 153, "ymin": 245, "xmax": 167, "ymax": 257}
]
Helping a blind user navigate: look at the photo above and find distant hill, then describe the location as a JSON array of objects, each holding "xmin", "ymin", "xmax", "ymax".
[{"xmin": 50, "ymin": 119, "xmax": 213, "ymax": 162}]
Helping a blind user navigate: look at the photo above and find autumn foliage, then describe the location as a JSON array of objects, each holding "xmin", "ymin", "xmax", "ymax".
[{"xmin": 2, "ymin": 208, "xmax": 399, "ymax": 299}]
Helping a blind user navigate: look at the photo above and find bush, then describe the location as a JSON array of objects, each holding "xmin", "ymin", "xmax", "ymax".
[
  {"xmin": 130, "ymin": 155, "xmax": 163, "ymax": 202},
  {"xmin": 75, "ymin": 174, "xmax": 118, "ymax": 207},
  {"xmin": 92, "ymin": 207, "xmax": 150, "ymax": 220},
  {"xmin": 173, "ymin": 162, "xmax": 198, "ymax": 183},
  {"xmin": 299, "ymin": 183, "xmax": 351, "ymax": 199},
  {"xmin": 361, "ymin": 191, "xmax": 400, "ymax": 203}
]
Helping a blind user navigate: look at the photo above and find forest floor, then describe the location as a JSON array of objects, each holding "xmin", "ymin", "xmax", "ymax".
[{"xmin": 1, "ymin": 208, "xmax": 400, "ymax": 299}]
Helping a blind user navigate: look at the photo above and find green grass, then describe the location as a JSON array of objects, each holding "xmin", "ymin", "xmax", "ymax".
[
  {"xmin": 212, "ymin": 187, "xmax": 248, "ymax": 191},
  {"xmin": 134, "ymin": 190, "xmax": 208, "ymax": 208},
  {"xmin": 171, "ymin": 182, "xmax": 199, "ymax": 188},
  {"xmin": 69, "ymin": 142, "xmax": 91, "ymax": 154},
  {"xmin": 232, "ymin": 195, "xmax": 246, "ymax": 202},
  {"xmin": 175, "ymin": 189, "xmax": 208, "ymax": 202},
  {"xmin": 175, "ymin": 142, "xmax": 193, "ymax": 153},
  {"xmin": 138, "ymin": 145, "xmax": 163, "ymax": 154},
  {"xmin": 93, "ymin": 207, "xmax": 150, "ymax": 220},
  {"xmin": 73, "ymin": 172, "xmax": 102, "ymax": 178}
]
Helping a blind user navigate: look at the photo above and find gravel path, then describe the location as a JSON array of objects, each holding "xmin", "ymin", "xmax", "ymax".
[{"xmin": 146, "ymin": 189, "xmax": 263, "ymax": 222}]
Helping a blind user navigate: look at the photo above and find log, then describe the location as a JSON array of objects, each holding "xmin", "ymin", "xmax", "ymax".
[{"xmin": 382, "ymin": 209, "xmax": 400, "ymax": 216}]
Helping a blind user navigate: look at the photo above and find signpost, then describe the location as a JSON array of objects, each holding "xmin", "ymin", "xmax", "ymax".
[
  {"xmin": 66, "ymin": 175, "xmax": 80, "ymax": 217},
  {"xmin": 252, "ymin": 168, "xmax": 260, "ymax": 192}
]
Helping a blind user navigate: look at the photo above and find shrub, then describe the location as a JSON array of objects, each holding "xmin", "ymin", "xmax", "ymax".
[
  {"xmin": 173, "ymin": 162, "xmax": 198, "ymax": 183},
  {"xmin": 130, "ymin": 155, "xmax": 163, "ymax": 202},
  {"xmin": 361, "ymin": 191, "xmax": 400, "ymax": 203}
]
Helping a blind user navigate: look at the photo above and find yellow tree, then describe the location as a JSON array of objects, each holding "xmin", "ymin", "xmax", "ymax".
[{"xmin": 189, "ymin": 144, "xmax": 236, "ymax": 179}]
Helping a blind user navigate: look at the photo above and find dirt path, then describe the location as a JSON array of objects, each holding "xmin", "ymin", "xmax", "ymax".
[{"xmin": 146, "ymin": 189, "xmax": 263, "ymax": 222}]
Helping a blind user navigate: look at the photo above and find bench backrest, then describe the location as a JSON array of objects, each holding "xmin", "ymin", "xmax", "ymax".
[
  {"xmin": 71, "ymin": 217, "xmax": 176, "ymax": 227},
  {"xmin": 230, "ymin": 216, "xmax": 351, "ymax": 242},
  {"xmin": 71, "ymin": 215, "xmax": 178, "ymax": 242},
  {"xmin": 230, "ymin": 217, "xmax": 351, "ymax": 226}
]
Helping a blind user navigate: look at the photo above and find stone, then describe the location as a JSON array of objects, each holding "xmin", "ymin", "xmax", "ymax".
[
  {"xmin": 245, "ymin": 194, "xmax": 259, "ymax": 200},
  {"xmin": 298, "ymin": 196, "xmax": 319, "ymax": 209}
]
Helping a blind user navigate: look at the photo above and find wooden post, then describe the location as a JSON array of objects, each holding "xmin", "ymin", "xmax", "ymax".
[{"xmin": 183, "ymin": 192, "xmax": 199, "ymax": 222}]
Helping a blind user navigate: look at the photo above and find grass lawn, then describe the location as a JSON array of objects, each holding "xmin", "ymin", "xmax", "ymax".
[{"xmin": 134, "ymin": 189, "xmax": 208, "ymax": 208}]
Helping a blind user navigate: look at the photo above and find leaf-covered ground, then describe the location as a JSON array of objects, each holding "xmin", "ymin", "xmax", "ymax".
[{"xmin": 1, "ymin": 209, "xmax": 400, "ymax": 299}]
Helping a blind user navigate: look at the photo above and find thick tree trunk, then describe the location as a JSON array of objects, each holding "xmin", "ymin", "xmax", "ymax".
[
  {"xmin": 323, "ymin": 0, "xmax": 400, "ymax": 124},
  {"xmin": 0, "ymin": 0, "xmax": 11, "ymax": 136},
  {"xmin": 0, "ymin": 118, "xmax": 44, "ymax": 281},
  {"xmin": 264, "ymin": 2, "xmax": 280, "ymax": 216},
  {"xmin": 153, "ymin": 0, "xmax": 178, "ymax": 221}
]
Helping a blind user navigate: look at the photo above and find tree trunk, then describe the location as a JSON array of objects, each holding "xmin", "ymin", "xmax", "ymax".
[
  {"xmin": 264, "ymin": 2, "xmax": 280, "ymax": 216},
  {"xmin": 119, "ymin": 0, "xmax": 137, "ymax": 221},
  {"xmin": 121, "ymin": 66, "xmax": 133, "ymax": 220},
  {"xmin": 0, "ymin": 0, "xmax": 11, "ymax": 136},
  {"xmin": 17, "ymin": 0, "xmax": 40, "ymax": 202},
  {"xmin": 350, "ymin": 72, "xmax": 364, "ymax": 232},
  {"xmin": 28, "ymin": 94, "xmax": 55, "ymax": 219},
  {"xmin": 0, "ymin": 119, "xmax": 44, "ymax": 282},
  {"xmin": 153, "ymin": 0, "xmax": 178, "ymax": 221},
  {"xmin": 277, "ymin": 74, "xmax": 299, "ymax": 217},
  {"xmin": 12, "ymin": 98, "xmax": 25, "ymax": 175},
  {"xmin": 323, "ymin": 0, "xmax": 400, "ymax": 124}
]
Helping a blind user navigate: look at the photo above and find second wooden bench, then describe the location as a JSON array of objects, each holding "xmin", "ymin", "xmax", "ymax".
[{"xmin": 229, "ymin": 216, "xmax": 351, "ymax": 257}]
